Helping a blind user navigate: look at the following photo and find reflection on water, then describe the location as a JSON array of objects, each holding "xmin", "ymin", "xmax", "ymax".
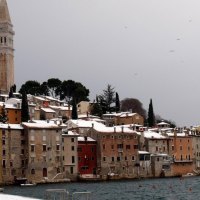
[{"xmin": 3, "ymin": 176, "xmax": 200, "ymax": 200}]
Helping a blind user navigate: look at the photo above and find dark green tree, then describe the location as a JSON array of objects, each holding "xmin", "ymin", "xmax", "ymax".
[
  {"xmin": 40, "ymin": 82, "xmax": 49, "ymax": 96},
  {"xmin": 21, "ymin": 90, "xmax": 30, "ymax": 122},
  {"xmin": 115, "ymin": 92, "xmax": 120, "ymax": 112},
  {"xmin": 148, "ymin": 98, "xmax": 155, "ymax": 127},
  {"xmin": 71, "ymin": 99, "xmax": 78, "ymax": 119},
  {"xmin": 12, "ymin": 84, "xmax": 16, "ymax": 93},
  {"xmin": 90, "ymin": 101, "xmax": 103, "ymax": 117},
  {"xmin": 121, "ymin": 98, "xmax": 146, "ymax": 120},
  {"xmin": 19, "ymin": 80, "xmax": 41, "ymax": 95},
  {"xmin": 60, "ymin": 80, "xmax": 76, "ymax": 101},
  {"xmin": 47, "ymin": 78, "xmax": 62, "ymax": 97},
  {"xmin": 0, "ymin": 104, "xmax": 7, "ymax": 123},
  {"xmin": 99, "ymin": 84, "xmax": 115, "ymax": 113},
  {"xmin": 9, "ymin": 86, "xmax": 14, "ymax": 98}
]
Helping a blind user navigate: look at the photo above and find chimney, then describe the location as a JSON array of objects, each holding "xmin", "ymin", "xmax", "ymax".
[
  {"xmin": 121, "ymin": 126, "xmax": 124, "ymax": 133},
  {"xmin": 84, "ymin": 136, "xmax": 87, "ymax": 141},
  {"xmin": 92, "ymin": 123, "xmax": 94, "ymax": 128},
  {"xmin": 114, "ymin": 127, "xmax": 116, "ymax": 133}
]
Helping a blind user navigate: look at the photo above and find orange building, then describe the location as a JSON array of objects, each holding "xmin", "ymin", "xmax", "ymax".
[
  {"xmin": 6, "ymin": 105, "xmax": 21, "ymax": 124},
  {"xmin": 168, "ymin": 131, "xmax": 194, "ymax": 176}
]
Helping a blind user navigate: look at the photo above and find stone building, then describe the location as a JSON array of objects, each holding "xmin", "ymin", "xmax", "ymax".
[
  {"xmin": 22, "ymin": 121, "xmax": 63, "ymax": 183},
  {"xmin": 87, "ymin": 125, "xmax": 140, "ymax": 179},
  {"xmin": 0, "ymin": 124, "xmax": 24, "ymax": 184},
  {"xmin": 62, "ymin": 130, "xmax": 79, "ymax": 181},
  {"xmin": 0, "ymin": 0, "xmax": 15, "ymax": 93}
]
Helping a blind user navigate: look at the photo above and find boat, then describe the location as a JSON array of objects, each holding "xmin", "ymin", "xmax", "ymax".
[
  {"xmin": 182, "ymin": 173, "xmax": 196, "ymax": 177},
  {"xmin": 20, "ymin": 183, "xmax": 37, "ymax": 187}
]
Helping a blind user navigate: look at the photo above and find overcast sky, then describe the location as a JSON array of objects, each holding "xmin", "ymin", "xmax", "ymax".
[{"xmin": 7, "ymin": 0, "xmax": 200, "ymax": 127}]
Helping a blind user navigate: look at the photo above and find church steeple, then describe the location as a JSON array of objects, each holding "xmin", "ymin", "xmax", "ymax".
[
  {"xmin": 0, "ymin": 0, "xmax": 14, "ymax": 94},
  {"xmin": 0, "ymin": 0, "xmax": 11, "ymax": 23}
]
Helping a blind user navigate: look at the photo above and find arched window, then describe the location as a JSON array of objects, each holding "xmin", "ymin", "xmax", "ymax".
[{"xmin": 31, "ymin": 169, "xmax": 35, "ymax": 174}]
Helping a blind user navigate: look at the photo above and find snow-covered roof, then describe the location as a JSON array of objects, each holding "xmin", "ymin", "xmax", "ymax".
[
  {"xmin": 93, "ymin": 125, "xmax": 136, "ymax": 134},
  {"xmin": 67, "ymin": 119, "xmax": 105, "ymax": 129},
  {"xmin": 144, "ymin": 131, "xmax": 167, "ymax": 139},
  {"xmin": 34, "ymin": 96, "xmax": 47, "ymax": 101},
  {"xmin": 62, "ymin": 130, "xmax": 79, "ymax": 136},
  {"xmin": 166, "ymin": 132, "xmax": 188, "ymax": 137},
  {"xmin": 138, "ymin": 151, "xmax": 150, "ymax": 154},
  {"xmin": 23, "ymin": 121, "xmax": 61, "ymax": 129},
  {"xmin": 157, "ymin": 121, "xmax": 170, "ymax": 126},
  {"xmin": 41, "ymin": 108, "xmax": 56, "ymax": 113},
  {"xmin": 78, "ymin": 136, "xmax": 96, "ymax": 142},
  {"xmin": 49, "ymin": 105, "xmax": 71, "ymax": 111},
  {"xmin": 78, "ymin": 114, "xmax": 99, "ymax": 119},
  {"xmin": 0, "ymin": 123, "xmax": 23, "ymax": 130}
]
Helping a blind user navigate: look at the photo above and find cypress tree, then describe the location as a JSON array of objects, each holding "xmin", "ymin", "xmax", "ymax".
[
  {"xmin": 9, "ymin": 87, "xmax": 14, "ymax": 98},
  {"xmin": 21, "ymin": 91, "xmax": 30, "ymax": 122},
  {"xmin": 148, "ymin": 98, "xmax": 155, "ymax": 127},
  {"xmin": 71, "ymin": 99, "xmax": 78, "ymax": 119},
  {"xmin": 115, "ymin": 92, "xmax": 120, "ymax": 112}
]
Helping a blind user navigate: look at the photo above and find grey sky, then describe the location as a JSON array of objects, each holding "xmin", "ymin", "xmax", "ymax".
[{"xmin": 7, "ymin": 0, "xmax": 200, "ymax": 126}]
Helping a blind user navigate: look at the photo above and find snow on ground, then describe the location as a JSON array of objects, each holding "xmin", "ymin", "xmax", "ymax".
[{"xmin": 0, "ymin": 194, "xmax": 41, "ymax": 200}]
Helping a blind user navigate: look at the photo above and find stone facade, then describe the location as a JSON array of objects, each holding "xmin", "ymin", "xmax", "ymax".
[{"xmin": 0, "ymin": 0, "xmax": 14, "ymax": 94}]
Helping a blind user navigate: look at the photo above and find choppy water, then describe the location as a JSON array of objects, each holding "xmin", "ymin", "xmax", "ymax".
[{"xmin": 3, "ymin": 176, "xmax": 200, "ymax": 200}]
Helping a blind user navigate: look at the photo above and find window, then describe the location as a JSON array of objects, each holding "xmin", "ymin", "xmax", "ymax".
[
  {"xmin": 112, "ymin": 157, "xmax": 114, "ymax": 162},
  {"xmin": 132, "ymin": 156, "xmax": 135, "ymax": 161},
  {"xmin": 43, "ymin": 136, "xmax": 46, "ymax": 141},
  {"xmin": 126, "ymin": 145, "xmax": 131, "ymax": 150},
  {"xmin": 71, "ymin": 138, "xmax": 74, "ymax": 142},
  {"xmin": 43, "ymin": 145, "xmax": 47, "ymax": 152},
  {"xmin": 71, "ymin": 146, "xmax": 74, "ymax": 151},
  {"xmin": 180, "ymin": 146, "xmax": 182, "ymax": 151},
  {"xmin": 72, "ymin": 156, "xmax": 75, "ymax": 163},
  {"xmin": 70, "ymin": 167, "xmax": 74, "ymax": 174},
  {"xmin": 31, "ymin": 169, "xmax": 35, "ymax": 174},
  {"xmin": 56, "ymin": 144, "xmax": 60, "ymax": 151},
  {"xmin": 30, "ymin": 135, "xmax": 35, "ymax": 141},
  {"xmin": 125, "ymin": 156, "xmax": 127, "ymax": 161},
  {"xmin": 21, "ymin": 149, "xmax": 24, "ymax": 154},
  {"xmin": 103, "ymin": 157, "xmax": 106, "ymax": 162},
  {"xmin": 103, "ymin": 144, "xmax": 106, "ymax": 150},
  {"xmin": 10, "ymin": 161, "xmax": 13, "ymax": 167},
  {"xmin": 156, "ymin": 146, "xmax": 158, "ymax": 151},
  {"xmin": 3, "ymin": 160, "xmax": 6, "ymax": 168},
  {"xmin": 111, "ymin": 145, "xmax": 114, "ymax": 150},
  {"xmin": 134, "ymin": 145, "xmax": 138, "ymax": 149},
  {"xmin": 31, "ymin": 145, "xmax": 35, "ymax": 152},
  {"xmin": 2, "ymin": 149, "xmax": 5, "ymax": 156},
  {"xmin": 77, "ymin": 147, "xmax": 82, "ymax": 152},
  {"xmin": 117, "ymin": 157, "xmax": 120, "ymax": 162},
  {"xmin": 172, "ymin": 146, "xmax": 174, "ymax": 151},
  {"xmin": 91, "ymin": 147, "xmax": 94, "ymax": 152},
  {"xmin": 21, "ymin": 140, "xmax": 25, "ymax": 145},
  {"xmin": 2, "ymin": 140, "xmax": 5, "ymax": 145}
]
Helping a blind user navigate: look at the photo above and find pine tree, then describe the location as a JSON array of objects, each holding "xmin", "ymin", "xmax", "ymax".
[
  {"xmin": 71, "ymin": 99, "xmax": 78, "ymax": 119},
  {"xmin": 148, "ymin": 98, "xmax": 155, "ymax": 127},
  {"xmin": 21, "ymin": 91, "xmax": 30, "ymax": 122},
  {"xmin": 115, "ymin": 92, "xmax": 120, "ymax": 112}
]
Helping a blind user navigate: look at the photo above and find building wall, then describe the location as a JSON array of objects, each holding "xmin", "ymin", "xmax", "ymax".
[
  {"xmin": 78, "ymin": 140, "xmax": 97, "ymax": 175},
  {"xmin": 171, "ymin": 162, "xmax": 194, "ymax": 176},
  {"xmin": 25, "ymin": 127, "xmax": 63, "ymax": 183},
  {"xmin": 147, "ymin": 139, "xmax": 170, "ymax": 154},
  {"xmin": 114, "ymin": 113, "xmax": 144, "ymax": 126},
  {"xmin": 1, "ymin": 127, "xmax": 24, "ymax": 184},
  {"xmin": 88, "ymin": 129, "xmax": 139, "ymax": 178},
  {"xmin": 0, "ymin": 129, "xmax": 2, "ymax": 184},
  {"xmin": 62, "ymin": 134, "xmax": 78, "ymax": 181},
  {"xmin": 6, "ymin": 108, "xmax": 21, "ymax": 124}
]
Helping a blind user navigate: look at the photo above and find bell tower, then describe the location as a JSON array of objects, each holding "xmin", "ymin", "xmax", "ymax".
[{"xmin": 0, "ymin": 0, "xmax": 14, "ymax": 94}]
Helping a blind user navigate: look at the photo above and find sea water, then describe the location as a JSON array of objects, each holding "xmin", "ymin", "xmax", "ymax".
[{"xmin": 3, "ymin": 176, "xmax": 200, "ymax": 200}]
